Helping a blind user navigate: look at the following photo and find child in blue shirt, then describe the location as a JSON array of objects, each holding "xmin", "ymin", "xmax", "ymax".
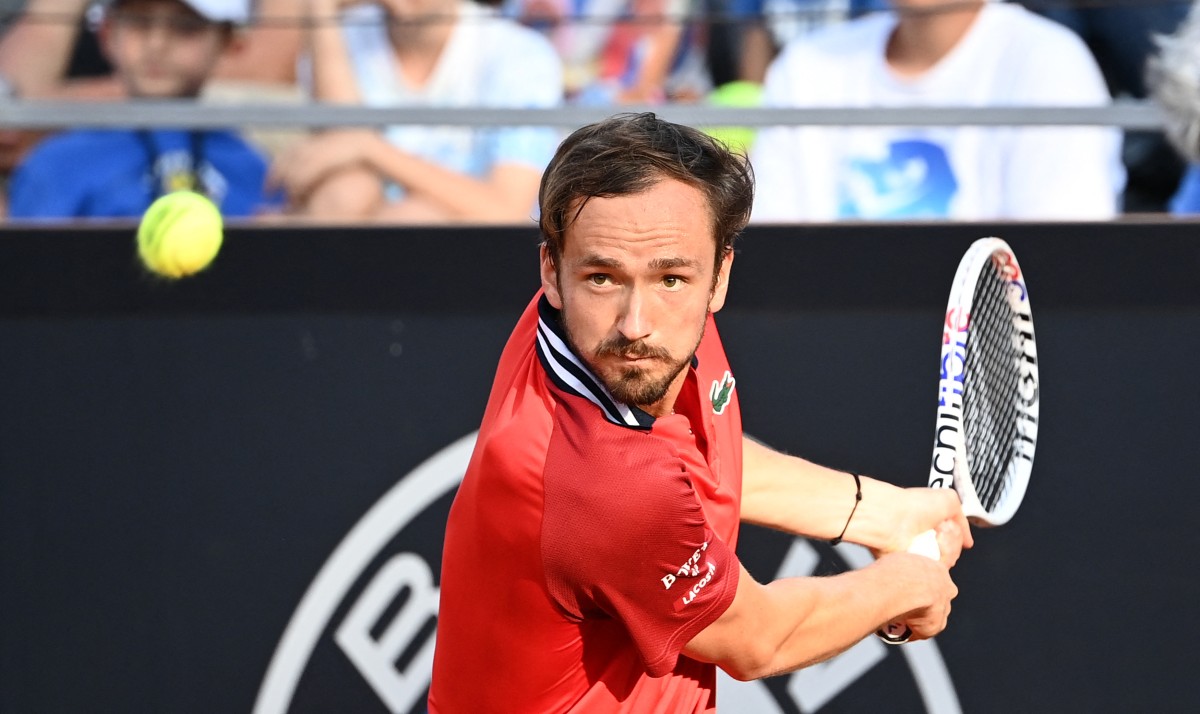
[{"xmin": 8, "ymin": 0, "xmax": 280, "ymax": 220}]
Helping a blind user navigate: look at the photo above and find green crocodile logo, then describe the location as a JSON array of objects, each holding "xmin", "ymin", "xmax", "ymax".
[{"xmin": 709, "ymin": 371, "xmax": 736, "ymax": 415}]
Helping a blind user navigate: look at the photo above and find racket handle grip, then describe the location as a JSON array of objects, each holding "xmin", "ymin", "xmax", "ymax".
[{"xmin": 876, "ymin": 529, "xmax": 941, "ymax": 645}]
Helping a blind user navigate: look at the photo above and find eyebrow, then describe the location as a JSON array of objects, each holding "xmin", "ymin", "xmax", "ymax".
[
  {"xmin": 648, "ymin": 257, "xmax": 703, "ymax": 271},
  {"xmin": 574, "ymin": 254, "xmax": 703, "ymax": 271},
  {"xmin": 576, "ymin": 254, "xmax": 623, "ymax": 270}
]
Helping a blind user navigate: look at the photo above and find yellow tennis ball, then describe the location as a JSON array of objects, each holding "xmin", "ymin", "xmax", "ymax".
[{"xmin": 137, "ymin": 191, "xmax": 224, "ymax": 279}]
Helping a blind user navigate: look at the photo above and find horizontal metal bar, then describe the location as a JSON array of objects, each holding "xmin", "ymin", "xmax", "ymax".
[{"xmin": 0, "ymin": 99, "xmax": 1166, "ymax": 130}]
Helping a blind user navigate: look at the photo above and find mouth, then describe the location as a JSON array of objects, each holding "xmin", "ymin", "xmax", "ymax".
[{"xmin": 613, "ymin": 352, "xmax": 662, "ymax": 367}]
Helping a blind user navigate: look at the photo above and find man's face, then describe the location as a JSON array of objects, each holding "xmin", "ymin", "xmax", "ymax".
[
  {"xmin": 102, "ymin": 0, "xmax": 229, "ymax": 99},
  {"xmin": 541, "ymin": 178, "xmax": 733, "ymax": 417}
]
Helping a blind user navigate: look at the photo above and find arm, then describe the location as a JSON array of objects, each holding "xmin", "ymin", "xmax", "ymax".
[
  {"xmin": 616, "ymin": 0, "xmax": 685, "ymax": 103},
  {"xmin": 740, "ymin": 435, "xmax": 973, "ymax": 557},
  {"xmin": 737, "ymin": 23, "xmax": 776, "ymax": 84},
  {"xmin": 268, "ymin": 130, "xmax": 543, "ymax": 222},
  {"xmin": 0, "ymin": 0, "xmax": 121, "ymax": 98},
  {"xmin": 685, "ymin": 548, "xmax": 958, "ymax": 679},
  {"xmin": 212, "ymin": 0, "xmax": 305, "ymax": 85},
  {"xmin": 303, "ymin": 0, "xmax": 364, "ymax": 103},
  {"xmin": 364, "ymin": 137, "xmax": 544, "ymax": 223}
]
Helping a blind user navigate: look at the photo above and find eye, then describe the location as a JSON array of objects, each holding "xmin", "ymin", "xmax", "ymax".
[
  {"xmin": 587, "ymin": 274, "xmax": 611, "ymax": 286},
  {"xmin": 662, "ymin": 275, "xmax": 683, "ymax": 289},
  {"xmin": 171, "ymin": 17, "xmax": 211, "ymax": 37}
]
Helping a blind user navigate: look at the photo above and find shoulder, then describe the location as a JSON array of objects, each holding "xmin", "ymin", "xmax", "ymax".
[
  {"xmin": 15, "ymin": 130, "xmax": 133, "ymax": 184},
  {"xmin": 779, "ymin": 11, "xmax": 894, "ymax": 65},
  {"xmin": 766, "ymin": 13, "xmax": 891, "ymax": 98},
  {"xmin": 472, "ymin": 7, "xmax": 562, "ymax": 70},
  {"xmin": 24, "ymin": 129, "xmax": 133, "ymax": 161},
  {"xmin": 984, "ymin": 4, "xmax": 1099, "ymax": 67},
  {"xmin": 979, "ymin": 4, "xmax": 1107, "ymax": 98},
  {"xmin": 546, "ymin": 404, "xmax": 692, "ymax": 520}
]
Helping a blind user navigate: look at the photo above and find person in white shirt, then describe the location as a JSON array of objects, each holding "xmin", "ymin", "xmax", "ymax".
[{"xmin": 750, "ymin": 0, "xmax": 1124, "ymax": 222}]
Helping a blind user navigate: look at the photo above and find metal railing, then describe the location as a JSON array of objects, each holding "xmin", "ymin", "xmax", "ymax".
[{"xmin": 0, "ymin": 99, "xmax": 1166, "ymax": 130}]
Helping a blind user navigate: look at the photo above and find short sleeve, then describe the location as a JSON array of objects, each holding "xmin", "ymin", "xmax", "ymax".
[{"xmin": 541, "ymin": 423, "xmax": 740, "ymax": 677}]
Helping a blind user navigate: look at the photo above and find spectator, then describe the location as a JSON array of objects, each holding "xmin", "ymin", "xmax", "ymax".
[
  {"xmin": 0, "ymin": 0, "xmax": 306, "ymax": 96},
  {"xmin": 7, "ymin": 0, "xmax": 278, "ymax": 220},
  {"xmin": 268, "ymin": 0, "xmax": 563, "ymax": 223},
  {"xmin": 1147, "ymin": 1, "xmax": 1200, "ymax": 215},
  {"xmin": 1018, "ymin": 0, "xmax": 1190, "ymax": 212},
  {"xmin": 750, "ymin": 0, "xmax": 1124, "ymax": 222},
  {"xmin": 0, "ymin": 0, "xmax": 309, "ymax": 161},
  {"xmin": 506, "ymin": 0, "xmax": 708, "ymax": 104}
]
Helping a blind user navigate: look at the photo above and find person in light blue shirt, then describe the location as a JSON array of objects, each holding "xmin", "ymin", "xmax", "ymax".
[
  {"xmin": 7, "ymin": 0, "xmax": 280, "ymax": 220},
  {"xmin": 268, "ymin": 0, "xmax": 563, "ymax": 223}
]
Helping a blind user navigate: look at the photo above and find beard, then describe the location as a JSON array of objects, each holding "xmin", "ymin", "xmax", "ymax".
[{"xmin": 567, "ymin": 315, "xmax": 708, "ymax": 409}]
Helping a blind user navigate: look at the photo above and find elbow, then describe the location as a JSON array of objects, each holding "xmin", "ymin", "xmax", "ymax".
[{"xmin": 716, "ymin": 641, "xmax": 779, "ymax": 682}]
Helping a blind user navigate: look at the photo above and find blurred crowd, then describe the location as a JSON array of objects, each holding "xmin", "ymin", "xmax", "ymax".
[{"xmin": 0, "ymin": 0, "xmax": 1197, "ymax": 224}]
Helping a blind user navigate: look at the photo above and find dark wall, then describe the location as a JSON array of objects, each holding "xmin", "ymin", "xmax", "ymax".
[{"xmin": 2, "ymin": 221, "xmax": 1198, "ymax": 713}]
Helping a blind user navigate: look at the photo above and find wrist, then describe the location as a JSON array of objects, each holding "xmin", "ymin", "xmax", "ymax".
[
  {"xmin": 840, "ymin": 476, "xmax": 910, "ymax": 552},
  {"xmin": 828, "ymin": 472, "xmax": 861, "ymax": 546}
]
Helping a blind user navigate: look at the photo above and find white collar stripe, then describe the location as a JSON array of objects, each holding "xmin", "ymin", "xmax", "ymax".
[
  {"xmin": 536, "ymin": 327, "xmax": 619, "ymax": 421},
  {"xmin": 534, "ymin": 302, "xmax": 652, "ymax": 430},
  {"xmin": 536, "ymin": 322, "xmax": 641, "ymax": 427}
]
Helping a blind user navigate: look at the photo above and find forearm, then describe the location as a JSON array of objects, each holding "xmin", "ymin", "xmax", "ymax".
[
  {"xmin": 366, "ymin": 141, "xmax": 539, "ymax": 223},
  {"xmin": 687, "ymin": 557, "xmax": 942, "ymax": 680},
  {"xmin": 306, "ymin": 0, "xmax": 361, "ymax": 102},
  {"xmin": 755, "ymin": 560, "xmax": 931, "ymax": 675},
  {"xmin": 740, "ymin": 436, "xmax": 907, "ymax": 551},
  {"xmin": 0, "ymin": 0, "xmax": 89, "ymax": 96},
  {"xmin": 627, "ymin": 25, "xmax": 683, "ymax": 101}
]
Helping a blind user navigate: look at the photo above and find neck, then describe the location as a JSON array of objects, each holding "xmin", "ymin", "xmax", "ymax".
[
  {"xmin": 388, "ymin": 4, "xmax": 459, "ymax": 84},
  {"xmin": 886, "ymin": 1, "xmax": 984, "ymax": 78}
]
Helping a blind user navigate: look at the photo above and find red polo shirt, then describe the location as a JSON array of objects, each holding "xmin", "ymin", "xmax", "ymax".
[{"xmin": 430, "ymin": 293, "xmax": 744, "ymax": 712}]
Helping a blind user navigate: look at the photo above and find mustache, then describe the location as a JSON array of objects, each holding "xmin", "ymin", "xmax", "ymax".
[{"xmin": 594, "ymin": 336, "xmax": 672, "ymax": 361}]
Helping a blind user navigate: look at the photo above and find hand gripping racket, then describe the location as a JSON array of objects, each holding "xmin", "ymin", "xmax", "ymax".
[{"xmin": 878, "ymin": 237, "xmax": 1040, "ymax": 644}]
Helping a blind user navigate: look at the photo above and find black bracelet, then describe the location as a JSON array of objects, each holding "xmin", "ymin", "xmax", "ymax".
[{"xmin": 830, "ymin": 472, "xmax": 862, "ymax": 546}]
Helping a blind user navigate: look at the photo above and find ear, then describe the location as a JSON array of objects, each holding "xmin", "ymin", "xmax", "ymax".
[
  {"xmin": 539, "ymin": 245, "xmax": 563, "ymax": 309},
  {"xmin": 708, "ymin": 250, "xmax": 734, "ymax": 313}
]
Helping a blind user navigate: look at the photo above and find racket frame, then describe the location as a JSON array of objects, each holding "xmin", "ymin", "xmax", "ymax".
[
  {"xmin": 878, "ymin": 237, "xmax": 1039, "ymax": 645},
  {"xmin": 931, "ymin": 237, "xmax": 1039, "ymax": 527}
]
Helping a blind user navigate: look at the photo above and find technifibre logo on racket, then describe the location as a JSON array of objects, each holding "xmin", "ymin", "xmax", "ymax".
[
  {"xmin": 253, "ymin": 433, "xmax": 960, "ymax": 713},
  {"xmin": 933, "ymin": 308, "xmax": 970, "ymax": 489},
  {"xmin": 932, "ymin": 250, "xmax": 1038, "ymax": 492}
]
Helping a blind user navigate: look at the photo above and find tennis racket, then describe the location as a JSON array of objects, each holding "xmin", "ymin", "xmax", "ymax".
[{"xmin": 878, "ymin": 237, "xmax": 1040, "ymax": 644}]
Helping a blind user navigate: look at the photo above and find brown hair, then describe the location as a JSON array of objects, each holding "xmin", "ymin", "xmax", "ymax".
[{"xmin": 538, "ymin": 113, "xmax": 754, "ymax": 276}]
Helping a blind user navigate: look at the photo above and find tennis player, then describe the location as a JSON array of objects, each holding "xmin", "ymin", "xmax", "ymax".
[{"xmin": 428, "ymin": 113, "xmax": 972, "ymax": 712}]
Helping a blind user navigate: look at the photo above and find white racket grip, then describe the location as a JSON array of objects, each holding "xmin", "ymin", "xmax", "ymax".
[{"xmin": 876, "ymin": 529, "xmax": 941, "ymax": 644}]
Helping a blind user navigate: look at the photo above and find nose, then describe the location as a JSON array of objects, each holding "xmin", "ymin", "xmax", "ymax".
[
  {"xmin": 144, "ymin": 21, "xmax": 173, "ymax": 53},
  {"xmin": 616, "ymin": 287, "xmax": 652, "ymax": 343}
]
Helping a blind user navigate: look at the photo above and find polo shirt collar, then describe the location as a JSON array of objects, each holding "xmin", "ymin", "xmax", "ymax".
[{"xmin": 534, "ymin": 294, "xmax": 657, "ymax": 431}]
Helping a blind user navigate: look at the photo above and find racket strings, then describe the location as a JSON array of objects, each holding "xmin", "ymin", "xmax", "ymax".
[{"xmin": 962, "ymin": 261, "xmax": 1023, "ymax": 513}]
